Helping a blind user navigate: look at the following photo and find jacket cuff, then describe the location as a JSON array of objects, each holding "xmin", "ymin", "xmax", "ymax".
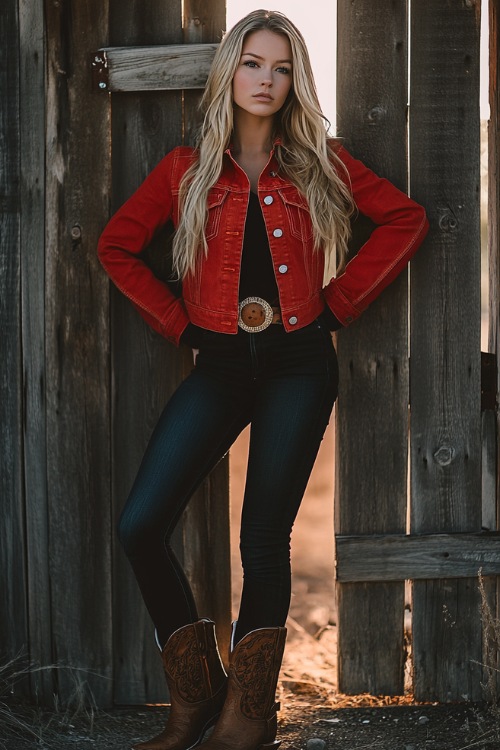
[{"xmin": 322, "ymin": 282, "xmax": 360, "ymax": 326}]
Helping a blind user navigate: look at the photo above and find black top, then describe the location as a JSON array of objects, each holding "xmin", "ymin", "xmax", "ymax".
[{"xmin": 238, "ymin": 191, "xmax": 279, "ymax": 304}]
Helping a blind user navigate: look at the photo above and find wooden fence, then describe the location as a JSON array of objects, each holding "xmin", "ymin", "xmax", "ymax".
[
  {"xmin": 335, "ymin": 0, "xmax": 500, "ymax": 701},
  {"xmin": 1, "ymin": 0, "xmax": 228, "ymax": 707},
  {"xmin": 1, "ymin": 0, "xmax": 499, "ymax": 706}
]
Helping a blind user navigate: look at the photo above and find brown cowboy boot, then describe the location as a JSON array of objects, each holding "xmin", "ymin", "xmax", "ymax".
[
  {"xmin": 133, "ymin": 619, "xmax": 227, "ymax": 750},
  {"xmin": 196, "ymin": 626, "xmax": 287, "ymax": 750}
]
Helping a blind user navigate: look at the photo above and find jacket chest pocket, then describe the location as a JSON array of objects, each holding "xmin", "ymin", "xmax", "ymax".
[
  {"xmin": 205, "ymin": 188, "xmax": 229, "ymax": 240},
  {"xmin": 278, "ymin": 187, "xmax": 313, "ymax": 242}
]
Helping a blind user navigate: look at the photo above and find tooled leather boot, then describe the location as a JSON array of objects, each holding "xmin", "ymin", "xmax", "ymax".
[
  {"xmin": 133, "ymin": 619, "xmax": 227, "ymax": 750},
  {"xmin": 196, "ymin": 626, "xmax": 287, "ymax": 750}
]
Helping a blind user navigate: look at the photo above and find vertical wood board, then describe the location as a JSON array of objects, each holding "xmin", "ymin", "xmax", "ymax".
[
  {"xmin": 0, "ymin": 0, "xmax": 29, "ymax": 677},
  {"xmin": 109, "ymin": 0, "xmax": 185, "ymax": 705},
  {"xmin": 409, "ymin": 0, "xmax": 482, "ymax": 701},
  {"xmin": 335, "ymin": 0, "xmax": 408, "ymax": 695},
  {"xmin": 183, "ymin": 0, "xmax": 225, "ymax": 142},
  {"xmin": 182, "ymin": 0, "xmax": 231, "ymax": 665},
  {"xmin": 45, "ymin": 0, "xmax": 112, "ymax": 706},
  {"xmin": 19, "ymin": 0, "xmax": 53, "ymax": 700},
  {"xmin": 488, "ymin": 0, "xmax": 500, "ymax": 697}
]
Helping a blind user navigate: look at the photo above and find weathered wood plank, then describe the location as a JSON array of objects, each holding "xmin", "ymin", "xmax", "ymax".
[
  {"xmin": 45, "ymin": 0, "xmax": 112, "ymax": 706},
  {"xmin": 93, "ymin": 44, "xmax": 217, "ymax": 91},
  {"xmin": 182, "ymin": 0, "xmax": 230, "ymax": 663},
  {"xmin": 409, "ymin": 0, "xmax": 482, "ymax": 701},
  {"xmin": 19, "ymin": 0, "xmax": 53, "ymax": 701},
  {"xmin": 336, "ymin": 532, "xmax": 500, "ymax": 582},
  {"xmin": 488, "ymin": 0, "xmax": 500, "ymax": 697},
  {"xmin": 489, "ymin": 2, "xmax": 499, "ymax": 509},
  {"xmin": 336, "ymin": 0, "xmax": 408, "ymax": 695},
  {"xmin": 109, "ymin": 0, "xmax": 185, "ymax": 705},
  {"xmin": 0, "ymin": 0, "xmax": 29, "ymax": 682}
]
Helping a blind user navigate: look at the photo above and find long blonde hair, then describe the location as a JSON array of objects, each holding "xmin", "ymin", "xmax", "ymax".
[{"xmin": 172, "ymin": 9, "xmax": 354, "ymax": 279}]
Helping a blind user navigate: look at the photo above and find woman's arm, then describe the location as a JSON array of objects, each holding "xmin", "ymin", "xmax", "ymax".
[
  {"xmin": 97, "ymin": 148, "xmax": 191, "ymax": 346},
  {"xmin": 323, "ymin": 145, "xmax": 429, "ymax": 326}
]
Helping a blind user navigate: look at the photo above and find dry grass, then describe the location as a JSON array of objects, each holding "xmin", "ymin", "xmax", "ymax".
[
  {"xmin": 0, "ymin": 652, "xmax": 100, "ymax": 750},
  {"xmin": 478, "ymin": 571, "xmax": 500, "ymax": 716}
]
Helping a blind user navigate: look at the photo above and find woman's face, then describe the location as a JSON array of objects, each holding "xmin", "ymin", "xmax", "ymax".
[{"xmin": 232, "ymin": 29, "xmax": 293, "ymax": 119}]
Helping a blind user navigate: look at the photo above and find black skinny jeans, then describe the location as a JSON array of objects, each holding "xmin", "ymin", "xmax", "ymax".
[{"xmin": 118, "ymin": 317, "xmax": 338, "ymax": 647}]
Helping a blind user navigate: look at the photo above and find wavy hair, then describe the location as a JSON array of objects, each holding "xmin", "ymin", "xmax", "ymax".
[{"xmin": 172, "ymin": 9, "xmax": 354, "ymax": 279}]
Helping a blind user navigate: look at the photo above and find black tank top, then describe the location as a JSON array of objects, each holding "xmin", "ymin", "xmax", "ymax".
[{"xmin": 238, "ymin": 191, "xmax": 279, "ymax": 304}]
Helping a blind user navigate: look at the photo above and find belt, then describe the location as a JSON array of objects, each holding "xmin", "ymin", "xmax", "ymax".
[{"xmin": 238, "ymin": 296, "xmax": 282, "ymax": 333}]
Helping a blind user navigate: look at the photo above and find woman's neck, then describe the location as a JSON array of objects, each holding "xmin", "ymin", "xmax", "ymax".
[{"xmin": 231, "ymin": 110, "xmax": 275, "ymax": 157}]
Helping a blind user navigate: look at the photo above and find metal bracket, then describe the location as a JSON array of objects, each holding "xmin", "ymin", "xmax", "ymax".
[{"xmin": 91, "ymin": 51, "xmax": 109, "ymax": 91}]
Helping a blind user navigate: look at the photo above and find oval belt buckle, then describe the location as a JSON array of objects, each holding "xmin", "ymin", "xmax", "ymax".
[{"xmin": 238, "ymin": 296, "xmax": 274, "ymax": 333}]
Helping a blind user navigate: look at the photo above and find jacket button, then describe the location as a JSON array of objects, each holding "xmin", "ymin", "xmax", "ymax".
[
  {"xmin": 288, "ymin": 316, "xmax": 298, "ymax": 325},
  {"xmin": 278, "ymin": 264, "xmax": 288, "ymax": 274},
  {"xmin": 263, "ymin": 195, "xmax": 274, "ymax": 205},
  {"xmin": 270, "ymin": 171, "xmax": 278, "ymax": 177},
  {"xmin": 273, "ymin": 228, "xmax": 283, "ymax": 238}
]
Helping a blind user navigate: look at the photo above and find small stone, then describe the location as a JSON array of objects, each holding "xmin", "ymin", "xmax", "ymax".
[
  {"xmin": 306, "ymin": 739, "xmax": 326, "ymax": 750},
  {"xmin": 362, "ymin": 719, "xmax": 370, "ymax": 724},
  {"xmin": 405, "ymin": 745, "xmax": 416, "ymax": 750},
  {"xmin": 418, "ymin": 715, "xmax": 430, "ymax": 724}
]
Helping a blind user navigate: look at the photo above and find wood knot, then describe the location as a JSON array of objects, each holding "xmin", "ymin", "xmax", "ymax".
[
  {"xmin": 433, "ymin": 445, "xmax": 455, "ymax": 466},
  {"xmin": 437, "ymin": 206, "xmax": 459, "ymax": 232},
  {"xmin": 367, "ymin": 106, "xmax": 386, "ymax": 123}
]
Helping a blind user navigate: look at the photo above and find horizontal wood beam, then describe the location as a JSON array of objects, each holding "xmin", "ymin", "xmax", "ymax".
[
  {"xmin": 336, "ymin": 532, "xmax": 500, "ymax": 582},
  {"xmin": 92, "ymin": 44, "xmax": 218, "ymax": 91}
]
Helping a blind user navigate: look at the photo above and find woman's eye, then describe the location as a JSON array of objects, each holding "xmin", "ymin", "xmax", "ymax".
[
  {"xmin": 243, "ymin": 60, "xmax": 258, "ymax": 68},
  {"xmin": 276, "ymin": 66, "xmax": 290, "ymax": 75}
]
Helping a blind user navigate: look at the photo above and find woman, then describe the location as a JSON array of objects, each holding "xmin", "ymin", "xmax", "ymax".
[{"xmin": 98, "ymin": 10, "xmax": 429, "ymax": 750}]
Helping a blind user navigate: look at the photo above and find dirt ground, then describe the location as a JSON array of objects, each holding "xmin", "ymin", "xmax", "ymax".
[
  {"xmin": 3, "ymin": 417, "xmax": 499, "ymax": 749},
  {"xmin": 2, "ymin": 697, "xmax": 499, "ymax": 750}
]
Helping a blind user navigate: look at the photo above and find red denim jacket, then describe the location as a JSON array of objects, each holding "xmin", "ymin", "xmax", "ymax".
[{"xmin": 97, "ymin": 141, "xmax": 429, "ymax": 346}]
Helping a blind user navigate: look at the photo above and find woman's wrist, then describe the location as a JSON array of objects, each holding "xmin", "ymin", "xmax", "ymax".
[
  {"xmin": 320, "ymin": 306, "xmax": 343, "ymax": 331},
  {"xmin": 180, "ymin": 323, "xmax": 205, "ymax": 348}
]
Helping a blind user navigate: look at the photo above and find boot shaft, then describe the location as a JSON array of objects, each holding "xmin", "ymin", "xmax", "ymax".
[
  {"xmin": 228, "ymin": 627, "xmax": 286, "ymax": 720},
  {"xmin": 163, "ymin": 619, "xmax": 227, "ymax": 704}
]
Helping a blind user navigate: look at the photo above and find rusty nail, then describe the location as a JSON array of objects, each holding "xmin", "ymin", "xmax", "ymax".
[{"xmin": 71, "ymin": 225, "xmax": 82, "ymax": 240}]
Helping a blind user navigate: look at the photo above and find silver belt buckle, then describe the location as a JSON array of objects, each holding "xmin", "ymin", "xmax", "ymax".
[{"xmin": 238, "ymin": 296, "xmax": 274, "ymax": 333}]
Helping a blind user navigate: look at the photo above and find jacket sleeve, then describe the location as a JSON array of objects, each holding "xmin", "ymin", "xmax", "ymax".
[
  {"xmin": 323, "ymin": 145, "xmax": 429, "ymax": 326},
  {"xmin": 97, "ymin": 148, "xmax": 190, "ymax": 346}
]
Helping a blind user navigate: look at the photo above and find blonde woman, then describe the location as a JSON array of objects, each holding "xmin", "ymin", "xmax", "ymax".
[{"xmin": 98, "ymin": 10, "xmax": 428, "ymax": 750}]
